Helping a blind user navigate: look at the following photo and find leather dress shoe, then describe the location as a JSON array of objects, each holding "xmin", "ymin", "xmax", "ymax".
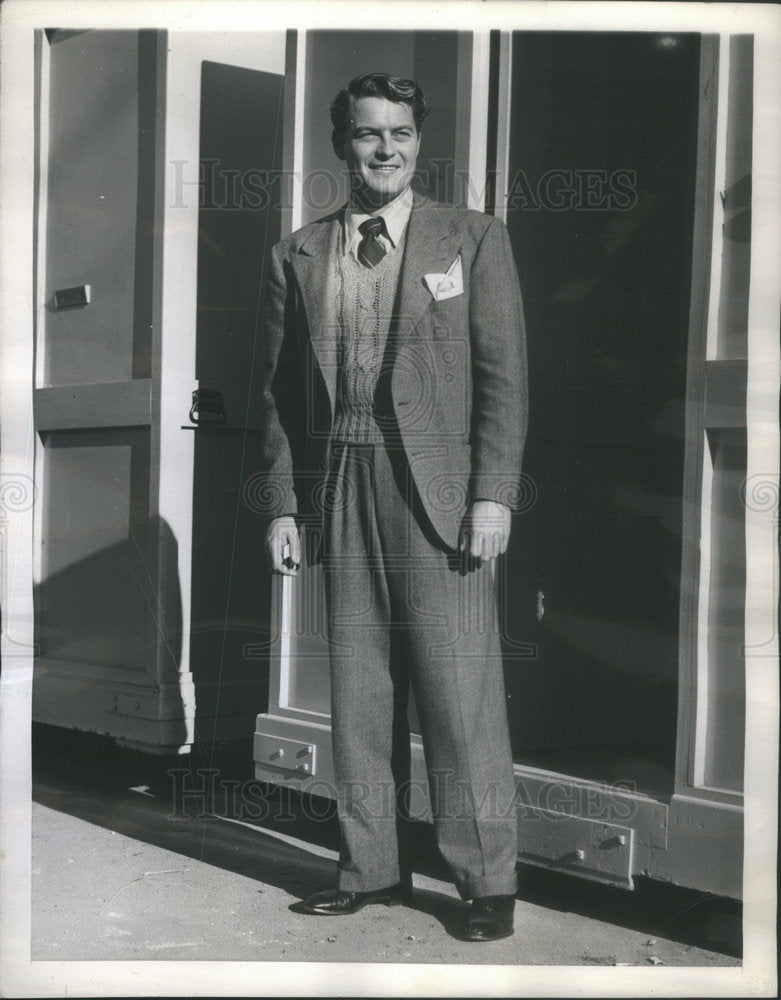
[
  {"xmin": 289, "ymin": 882, "xmax": 410, "ymax": 915},
  {"xmin": 462, "ymin": 894, "xmax": 515, "ymax": 941}
]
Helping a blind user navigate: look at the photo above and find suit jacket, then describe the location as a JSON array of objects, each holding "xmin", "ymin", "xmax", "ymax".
[{"xmin": 258, "ymin": 192, "xmax": 528, "ymax": 551}]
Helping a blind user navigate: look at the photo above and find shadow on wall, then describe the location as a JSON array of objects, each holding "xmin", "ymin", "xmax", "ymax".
[
  {"xmin": 32, "ymin": 507, "xmax": 272, "ymax": 755},
  {"xmin": 32, "ymin": 516, "xmax": 190, "ymax": 750}
]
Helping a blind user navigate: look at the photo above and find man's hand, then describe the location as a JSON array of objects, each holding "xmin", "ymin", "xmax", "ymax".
[
  {"xmin": 265, "ymin": 516, "xmax": 301, "ymax": 575},
  {"xmin": 459, "ymin": 500, "xmax": 511, "ymax": 569}
]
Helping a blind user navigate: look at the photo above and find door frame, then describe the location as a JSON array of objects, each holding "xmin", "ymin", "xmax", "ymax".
[{"xmin": 253, "ymin": 27, "xmax": 768, "ymax": 899}]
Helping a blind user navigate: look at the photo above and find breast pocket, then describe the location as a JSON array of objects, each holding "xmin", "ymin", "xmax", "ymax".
[{"xmin": 429, "ymin": 290, "xmax": 469, "ymax": 339}]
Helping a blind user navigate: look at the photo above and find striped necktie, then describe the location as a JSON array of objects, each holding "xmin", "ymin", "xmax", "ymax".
[{"xmin": 357, "ymin": 216, "xmax": 388, "ymax": 268}]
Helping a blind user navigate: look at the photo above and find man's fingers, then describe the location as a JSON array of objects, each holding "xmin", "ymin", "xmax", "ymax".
[
  {"xmin": 459, "ymin": 506, "xmax": 512, "ymax": 570},
  {"xmin": 279, "ymin": 530, "xmax": 300, "ymax": 574},
  {"xmin": 271, "ymin": 541, "xmax": 296, "ymax": 575},
  {"xmin": 463, "ymin": 530, "xmax": 482, "ymax": 572},
  {"xmin": 286, "ymin": 530, "xmax": 301, "ymax": 568},
  {"xmin": 468, "ymin": 526, "xmax": 509, "ymax": 562},
  {"xmin": 277, "ymin": 543, "xmax": 299, "ymax": 574},
  {"xmin": 266, "ymin": 518, "xmax": 300, "ymax": 575}
]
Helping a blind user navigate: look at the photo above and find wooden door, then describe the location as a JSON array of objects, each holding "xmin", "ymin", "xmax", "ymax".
[
  {"xmin": 32, "ymin": 29, "xmax": 192, "ymax": 751},
  {"xmin": 500, "ymin": 30, "xmax": 701, "ymax": 795},
  {"xmin": 187, "ymin": 60, "xmax": 285, "ymax": 751}
]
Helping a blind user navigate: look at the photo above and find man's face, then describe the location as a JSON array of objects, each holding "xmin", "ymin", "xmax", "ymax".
[{"xmin": 334, "ymin": 96, "xmax": 421, "ymax": 208}]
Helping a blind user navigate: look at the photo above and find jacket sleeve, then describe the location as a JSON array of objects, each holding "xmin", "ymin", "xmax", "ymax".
[
  {"xmin": 257, "ymin": 242, "xmax": 303, "ymax": 520},
  {"xmin": 467, "ymin": 215, "xmax": 528, "ymax": 507}
]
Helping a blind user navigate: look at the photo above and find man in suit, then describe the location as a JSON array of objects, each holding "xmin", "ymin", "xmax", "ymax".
[{"xmin": 260, "ymin": 73, "xmax": 527, "ymax": 941}]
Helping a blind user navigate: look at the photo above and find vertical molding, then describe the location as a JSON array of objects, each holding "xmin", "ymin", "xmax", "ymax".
[
  {"xmin": 148, "ymin": 29, "xmax": 168, "ymax": 424},
  {"xmin": 276, "ymin": 574, "xmax": 292, "ymax": 709},
  {"xmin": 32, "ymin": 31, "xmax": 50, "ymax": 593},
  {"xmin": 742, "ymin": 21, "xmax": 781, "ymax": 923},
  {"xmin": 271, "ymin": 28, "xmax": 308, "ymax": 714},
  {"xmin": 462, "ymin": 32, "xmax": 488, "ymax": 211},
  {"xmin": 744, "ymin": 27, "xmax": 781, "ymax": 664},
  {"xmin": 692, "ymin": 432, "xmax": 714, "ymax": 786},
  {"xmin": 150, "ymin": 29, "xmax": 197, "ymax": 745},
  {"xmin": 291, "ymin": 29, "xmax": 307, "ymax": 234},
  {"xmin": 269, "ymin": 29, "xmax": 307, "ymax": 712},
  {"xmin": 0, "ymin": 9, "xmax": 37, "ymax": 969},
  {"xmin": 148, "ymin": 30, "xmax": 194, "ymax": 738},
  {"xmin": 279, "ymin": 29, "xmax": 298, "ymax": 240},
  {"xmin": 158, "ymin": 31, "xmax": 199, "ymax": 722},
  {"xmin": 33, "ymin": 31, "xmax": 50, "ymax": 393},
  {"xmin": 705, "ymin": 34, "xmax": 730, "ymax": 361},
  {"xmin": 675, "ymin": 35, "xmax": 720, "ymax": 790},
  {"xmin": 492, "ymin": 32, "xmax": 513, "ymax": 224}
]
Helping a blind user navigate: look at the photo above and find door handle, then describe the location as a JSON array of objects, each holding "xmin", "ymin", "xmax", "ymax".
[{"xmin": 187, "ymin": 388, "xmax": 226, "ymax": 425}]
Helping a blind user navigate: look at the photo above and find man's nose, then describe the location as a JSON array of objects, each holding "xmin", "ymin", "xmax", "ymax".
[{"xmin": 375, "ymin": 134, "xmax": 395, "ymax": 158}]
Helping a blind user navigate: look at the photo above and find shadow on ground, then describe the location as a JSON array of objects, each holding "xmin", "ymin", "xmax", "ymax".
[{"xmin": 31, "ymin": 723, "xmax": 741, "ymax": 957}]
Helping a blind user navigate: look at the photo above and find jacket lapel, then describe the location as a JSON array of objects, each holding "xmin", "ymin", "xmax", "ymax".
[
  {"xmin": 290, "ymin": 213, "xmax": 342, "ymax": 412},
  {"xmin": 394, "ymin": 193, "xmax": 462, "ymax": 338},
  {"xmin": 289, "ymin": 196, "xmax": 461, "ymax": 413}
]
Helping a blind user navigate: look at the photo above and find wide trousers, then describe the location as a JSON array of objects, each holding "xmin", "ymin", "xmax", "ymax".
[{"xmin": 322, "ymin": 441, "xmax": 518, "ymax": 900}]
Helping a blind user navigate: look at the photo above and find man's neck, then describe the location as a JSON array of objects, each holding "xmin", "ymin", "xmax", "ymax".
[{"xmin": 350, "ymin": 186, "xmax": 413, "ymax": 215}]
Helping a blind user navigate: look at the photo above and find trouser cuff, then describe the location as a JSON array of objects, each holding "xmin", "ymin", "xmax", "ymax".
[
  {"xmin": 337, "ymin": 863, "xmax": 401, "ymax": 893},
  {"xmin": 457, "ymin": 870, "xmax": 518, "ymax": 901}
]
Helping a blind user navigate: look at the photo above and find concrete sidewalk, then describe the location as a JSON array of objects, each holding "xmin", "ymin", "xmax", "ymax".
[
  {"xmin": 31, "ymin": 797, "xmax": 740, "ymax": 968},
  {"xmin": 29, "ymin": 726, "xmax": 742, "ymax": 969}
]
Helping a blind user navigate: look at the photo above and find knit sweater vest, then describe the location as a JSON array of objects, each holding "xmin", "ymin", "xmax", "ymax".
[{"xmin": 332, "ymin": 233, "xmax": 406, "ymax": 443}]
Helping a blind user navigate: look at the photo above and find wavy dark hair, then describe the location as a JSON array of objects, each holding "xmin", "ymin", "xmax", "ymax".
[{"xmin": 330, "ymin": 73, "xmax": 429, "ymax": 140}]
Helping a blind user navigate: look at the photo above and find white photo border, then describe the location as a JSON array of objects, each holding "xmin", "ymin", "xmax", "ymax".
[{"xmin": 1, "ymin": 1, "xmax": 778, "ymax": 996}]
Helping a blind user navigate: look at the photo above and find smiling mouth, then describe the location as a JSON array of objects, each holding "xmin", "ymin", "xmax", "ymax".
[{"xmin": 369, "ymin": 164, "xmax": 398, "ymax": 171}]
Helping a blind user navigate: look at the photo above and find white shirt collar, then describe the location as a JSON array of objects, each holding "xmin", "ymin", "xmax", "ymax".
[{"xmin": 344, "ymin": 186, "xmax": 413, "ymax": 255}]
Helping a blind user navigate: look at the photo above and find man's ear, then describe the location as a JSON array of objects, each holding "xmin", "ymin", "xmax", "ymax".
[{"xmin": 331, "ymin": 129, "xmax": 346, "ymax": 161}]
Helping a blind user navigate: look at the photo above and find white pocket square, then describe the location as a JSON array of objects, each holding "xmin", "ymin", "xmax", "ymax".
[{"xmin": 424, "ymin": 255, "xmax": 463, "ymax": 301}]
